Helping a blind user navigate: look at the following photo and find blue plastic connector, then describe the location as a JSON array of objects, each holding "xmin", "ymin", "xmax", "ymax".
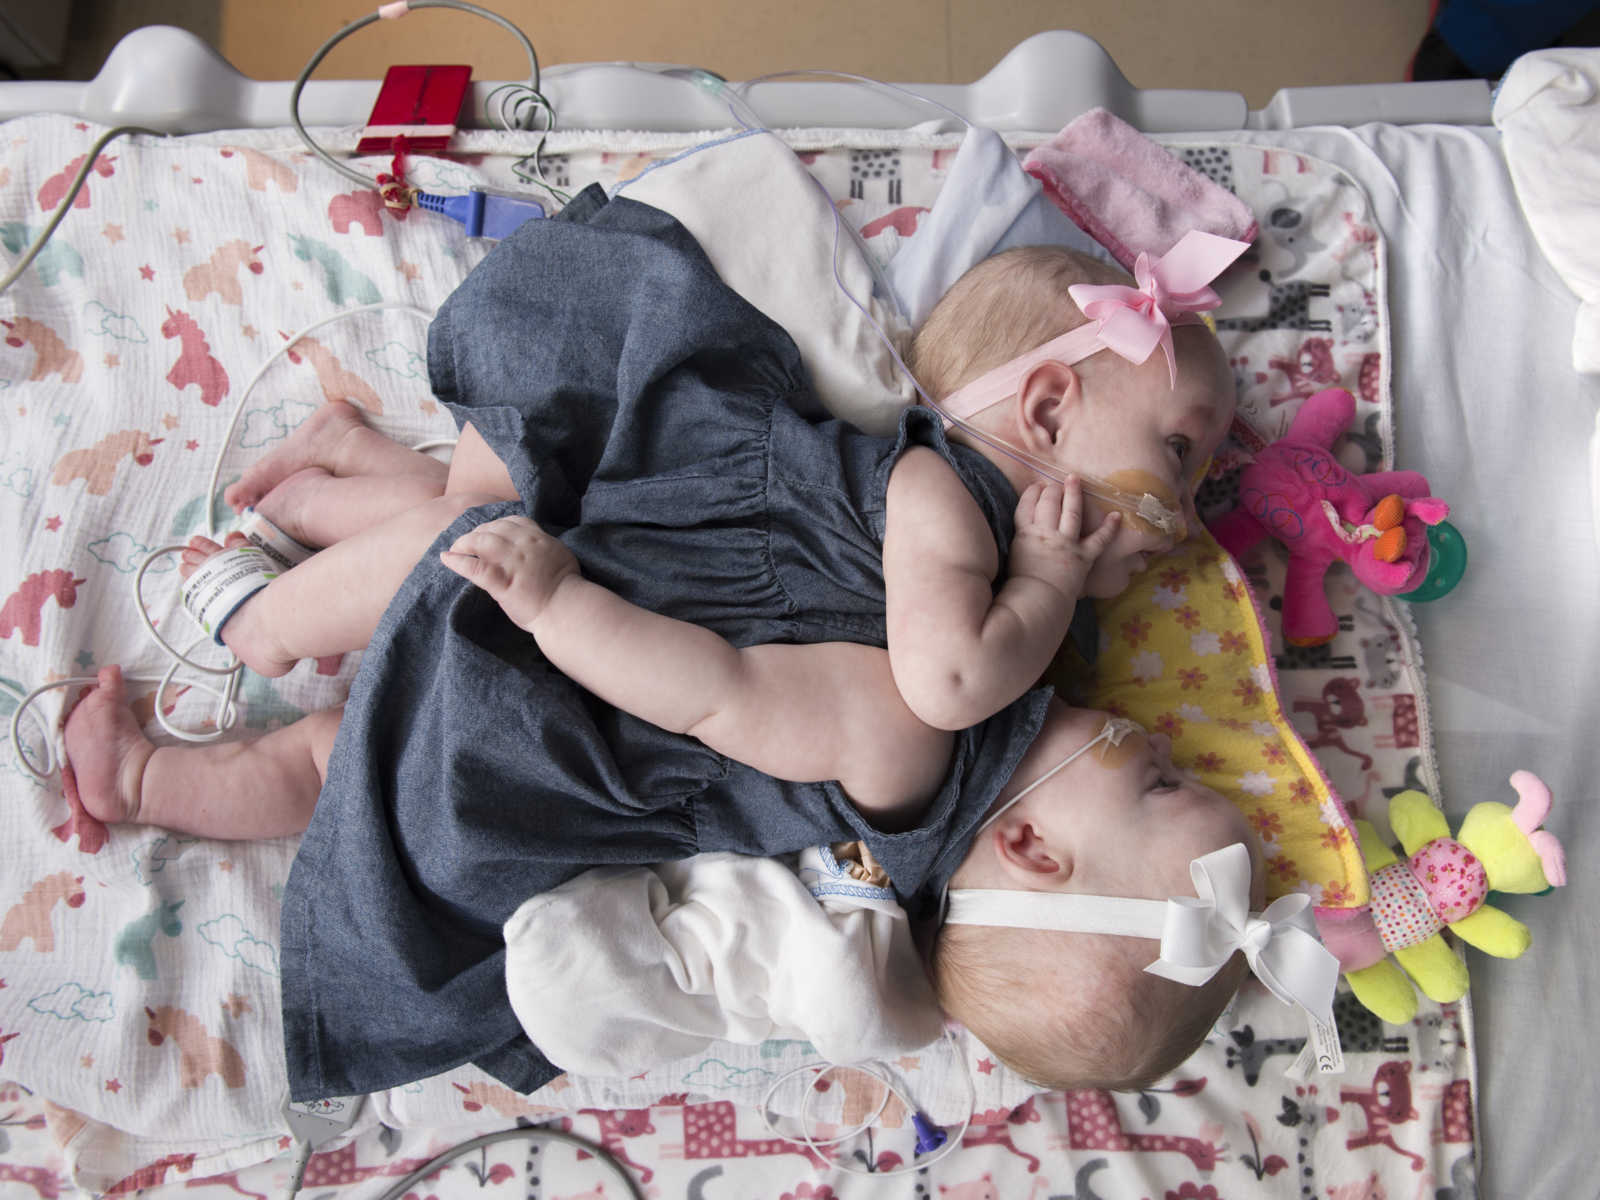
[
  {"xmin": 911, "ymin": 1111, "xmax": 947, "ymax": 1155},
  {"xmin": 414, "ymin": 189, "xmax": 545, "ymax": 239}
]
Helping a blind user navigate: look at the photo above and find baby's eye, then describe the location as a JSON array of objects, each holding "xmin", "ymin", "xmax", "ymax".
[{"xmin": 1167, "ymin": 435, "xmax": 1192, "ymax": 462}]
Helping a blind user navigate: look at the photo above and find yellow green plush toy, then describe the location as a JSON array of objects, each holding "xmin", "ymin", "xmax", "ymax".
[{"xmin": 1338, "ymin": 771, "xmax": 1566, "ymax": 1024}]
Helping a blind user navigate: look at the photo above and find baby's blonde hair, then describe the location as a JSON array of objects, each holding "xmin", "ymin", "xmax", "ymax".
[
  {"xmin": 932, "ymin": 922, "xmax": 1247, "ymax": 1091},
  {"xmin": 907, "ymin": 245, "xmax": 1135, "ymax": 404}
]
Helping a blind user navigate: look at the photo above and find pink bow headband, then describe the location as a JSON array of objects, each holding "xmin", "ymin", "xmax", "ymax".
[{"xmin": 939, "ymin": 230, "xmax": 1251, "ymax": 424}]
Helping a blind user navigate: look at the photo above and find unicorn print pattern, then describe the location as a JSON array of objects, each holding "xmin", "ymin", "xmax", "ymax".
[
  {"xmin": 0, "ymin": 568, "xmax": 85, "ymax": 644},
  {"xmin": 0, "ymin": 871, "xmax": 87, "ymax": 952}
]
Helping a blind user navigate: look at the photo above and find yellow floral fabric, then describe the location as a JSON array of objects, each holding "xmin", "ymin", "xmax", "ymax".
[{"xmin": 1053, "ymin": 533, "xmax": 1369, "ymax": 912}]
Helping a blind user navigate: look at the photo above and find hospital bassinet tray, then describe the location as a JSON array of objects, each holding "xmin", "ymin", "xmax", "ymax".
[{"xmin": 3, "ymin": 23, "xmax": 1595, "ymax": 1200}]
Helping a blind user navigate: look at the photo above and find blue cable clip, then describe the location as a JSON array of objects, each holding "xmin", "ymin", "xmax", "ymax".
[
  {"xmin": 414, "ymin": 189, "xmax": 546, "ymax": 239},
  {"xmin": 912, "ymin": 1111, "xmax": 947, "ymax": 1155}
]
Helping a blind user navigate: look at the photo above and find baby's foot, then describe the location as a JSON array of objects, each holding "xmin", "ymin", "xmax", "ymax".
[
  {"xmin": 248, "ymin": 465, "xmax": 331, "ymax": 551},
  {"xmin": 181, "ymin": 533, "xmax": 298, "ymax": 678},
  {"xmin": 224, "ymin": 399, "xmax": 367, "ymax": 513},
  {"xmin": 61, "ymin": 665, "xmax": 155, "ymax": 826}
]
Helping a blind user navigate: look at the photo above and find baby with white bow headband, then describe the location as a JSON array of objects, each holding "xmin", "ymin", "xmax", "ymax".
[{"xmin": 935, "ymin": 700, "xmax": 1339, "ymax": 1091}]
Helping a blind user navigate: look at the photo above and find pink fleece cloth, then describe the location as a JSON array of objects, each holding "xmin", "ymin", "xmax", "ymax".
[{"xmin": 1023, "ymin": 107, "xmax": 1258, "ymax": 270}]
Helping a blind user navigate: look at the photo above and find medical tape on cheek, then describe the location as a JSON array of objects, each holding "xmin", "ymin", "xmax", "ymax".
[
  {"xmin": 931, "ymin": 400, "xmax": 1187, "ymax": 538},
  {"xmin": 1078, "ymin": 472, "xmax": 1185, "ymax": 539}
]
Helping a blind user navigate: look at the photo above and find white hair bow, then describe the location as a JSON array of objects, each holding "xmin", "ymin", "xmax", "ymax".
[
  {"xmin": 1143, "ymin": 846, "xmax": 1338, "ymax": 1022},
  {"xmin": 943, "ymin": 843, "xmax": 1339, "ymax": 1024}
]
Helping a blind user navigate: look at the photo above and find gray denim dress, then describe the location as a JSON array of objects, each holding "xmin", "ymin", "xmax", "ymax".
[{"xmin": 278, "ymin": 187, "xmax": 1053, "ymax": 1101}]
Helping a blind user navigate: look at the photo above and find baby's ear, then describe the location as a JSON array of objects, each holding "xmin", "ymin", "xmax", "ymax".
[
  {"xmin": 1015, "ymin": 359, "xmax": 1081, "ymax": 452},
  {"xmin": 993, "ymin": 819, "xmax": 1069, "ymax": 883}
]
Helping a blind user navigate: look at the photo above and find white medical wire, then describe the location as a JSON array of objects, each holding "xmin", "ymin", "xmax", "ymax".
[
  {"xmin": 290, "ymin": 0, "xmax": 545, "ymax": 191},
  {"xmin": 127, "ymin": 301, "xmax": 442, "ymax": 744},
  {"xmin": 757, "ymin": 1030, "xmax": 975, "ymax": 1177},
  {"xmin": 200, "ymin": 301, "xmax": 437, "ymax": 539},
  {"xmin": 700, "ymin": 70, "xmax": 1184, "ymax": 534},
  {"xmin": 333, "ymin": 1124, "xmax": 645, "ymax": 1200},
  {"xmin": 1, "ymin": 300, "xmax": 446, "ymax": 775},
  {"xmin": 0, "ymin": 124, "xmax": 167, "ymax": 297},
  {"xmin": 5, "ymin": 670, "xmax": 243, "ymax": 782},
  {"xmin": 738, "ymin": 68, "xmax": 972, "ymax": 132}
]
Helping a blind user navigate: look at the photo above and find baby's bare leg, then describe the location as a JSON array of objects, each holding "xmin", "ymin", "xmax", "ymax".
[
  {"xmin": 253, "ymin": 467, "xmax": 448, "ymax": 550},
  {"xmin": 445, "ymin": 422, "xmax": 517, "ymax": 501},
  {"xmin": 62, "ymin": 665, "xmax": 341, "ymax": 838},
  {"xmin": 190, "ymin": 491, "xmax": 502, "ymax": 676},
  {"xmin": 226, "ymin": 400, "xmax": 449, "ymax": 545}
]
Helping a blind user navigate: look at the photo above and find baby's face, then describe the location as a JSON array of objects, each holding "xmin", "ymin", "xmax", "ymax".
[
  {"xmin": 1018, "ymin": 706, "xmax": 1262, "ymax": 906},
  {"xmin": 1059, "ymin": 328, "xmax": 1236, "ymax": 597}
]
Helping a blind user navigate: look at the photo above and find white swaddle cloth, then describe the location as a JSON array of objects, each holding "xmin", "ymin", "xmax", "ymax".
[
  {"xmin": 503, "ymin": 849, "xmax": 943, "ymax": 1075},
  {"xmin": 1494, "ymin": 48, "xmax": 1600, "ymax": 543},
  {"xmin": 1494, "ymin": 48, "xmax": 1600, "ymax": 375}
]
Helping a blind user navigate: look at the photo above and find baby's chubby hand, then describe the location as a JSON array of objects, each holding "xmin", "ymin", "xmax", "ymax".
[
  {"xmin": 439, "ymin": 515, "xmax": 579, "ymax": 631},
  {"xmin": 1007, "ymin": 478, "xmax": 1120, "ymax": 603}
]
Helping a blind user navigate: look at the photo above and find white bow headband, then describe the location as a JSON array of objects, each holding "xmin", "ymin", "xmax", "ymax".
[{"xmin": 944, "ymin": 843, "xmax": 1340, "ymax": 1028}]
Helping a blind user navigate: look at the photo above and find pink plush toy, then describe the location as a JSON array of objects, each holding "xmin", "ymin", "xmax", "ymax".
[{"xmin": 1209, "ymin": 387, "xmax": 1450, "ymax": 647}]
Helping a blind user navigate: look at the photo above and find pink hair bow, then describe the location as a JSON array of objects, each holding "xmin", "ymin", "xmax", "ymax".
[{"xmin": 1066, "ymin": 230, "xmax": 1250, "ymax": 386}]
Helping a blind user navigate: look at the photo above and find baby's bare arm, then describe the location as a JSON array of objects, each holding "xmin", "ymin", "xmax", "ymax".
[
  {"xmin": 442, "ymin": 516, "xmax": 950, "ymax": 827},
  {"xmin": 884, "ymin": 449, "xmax": 1118, "ymax": 731}
]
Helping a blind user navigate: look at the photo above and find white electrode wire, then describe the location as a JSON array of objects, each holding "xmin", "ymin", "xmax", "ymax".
[
  {"xmin": 200, "ymin": 302, "xmax": 437, "ymax": 539},
  {"xmin": 8, "ymin": 302, "xmax": 446, "ymax": 771},
  {"xmin": 0, "ymin": 125, "xmax": 166, "ymax": 297},
  {"xmin": 290, "ymin": 0, "xmax": 544, "ymax": 191},
  {"xmin": 359, "ymin": 1125, "xmax": 645, "ymax": 1200},
  {"xmin": 756, "ymin": 1031, "xmax": 974, "ymax": 1177},
  {"xmin": 737, "ymin": 68, "xmax": 972, "ymax": 133},
  {"xmin": 6, "ymin": 670, "xmax": 243, "ymax": 782},
  {"xmin": 119, "ymin": 300, "xmax": 443, "ymax": 744}
]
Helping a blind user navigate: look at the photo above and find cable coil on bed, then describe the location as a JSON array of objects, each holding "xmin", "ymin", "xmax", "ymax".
[
  {"xmin": 5, "ymin": 301, "xmax": 442, "ymax": 775},
  {"xmin": 289, "ymin": 0, "xmax": 564, "ymax": 207}
]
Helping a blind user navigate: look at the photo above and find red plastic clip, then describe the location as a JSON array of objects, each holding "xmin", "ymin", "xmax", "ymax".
[{"xmin": 357, "ymin": 64, "xmax": 472, "ymax": 155}]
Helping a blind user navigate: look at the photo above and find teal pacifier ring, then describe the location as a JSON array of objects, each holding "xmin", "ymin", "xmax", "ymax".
[{"xmin": 1406, "ymin": 519, "xmax": 1466, "ymax": 603}]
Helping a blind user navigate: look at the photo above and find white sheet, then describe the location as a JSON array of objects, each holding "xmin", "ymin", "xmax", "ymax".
[
  {"xmin": 1206, "ymin": 120, "xmax": 1600, "ymax": 1200},
  {"xmin": 0, "ymin": 112, "xmax": 1527, "ymax": 1197}
]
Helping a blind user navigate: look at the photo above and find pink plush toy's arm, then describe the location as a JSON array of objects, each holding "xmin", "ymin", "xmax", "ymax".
[
  {"xmin": 1284, "ymin": 387, "xmax": 1357, "ymax": 449},
  {"xmin": 1208, "ymin": 505, "xmax": 1269, "ymax": 559},
  {"xmin": 1510, "ymin": 769, "xmax": 1568, "ymax": 887}
]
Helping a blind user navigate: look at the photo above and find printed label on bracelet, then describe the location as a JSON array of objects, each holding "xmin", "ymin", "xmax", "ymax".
[
  {"xmin": 181, "ymin": 548, "xmax": 277, "ymax": 637},
  {"xmin": 241, "ymin": 508, "xmax": 314, "ymax": 570},
  {"xmin": 247, "ymin": 533, "xmax": 299, "ymax": 572}
]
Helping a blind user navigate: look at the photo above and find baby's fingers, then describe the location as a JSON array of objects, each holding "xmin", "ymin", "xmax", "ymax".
[
  {"xmin": 440, "ymin": 547, "xmax": 517, "ymax": 593},
  {"xmin": 444, "ymin": 526, "xmax": 507, "ymax": 560},
  {"xmin": 1017, "ymin": 481, "xmax": 1064, "ymax": 528},
  {"xmin": 1080, "ymin": 508, "xmax": 1122, "ymax": 558},
  {"xmin": 1053, "ymin": 475, "xmax": 1088, "ymax": 535},
  {"xmin": 441, "ymin": 528, "xmax": 512, "ymax": 578}
]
